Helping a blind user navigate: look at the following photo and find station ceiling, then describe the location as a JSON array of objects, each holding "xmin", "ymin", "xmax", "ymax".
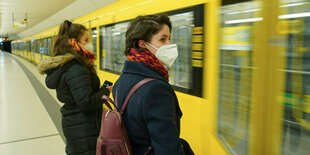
[{"xmin": 0, "ymin": 0, "xmax": 116, "ymax": 40}]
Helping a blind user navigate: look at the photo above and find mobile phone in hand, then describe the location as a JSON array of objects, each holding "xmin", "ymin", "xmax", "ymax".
[{"xmin": 103, "ymin": 80, "xmax": 113, "ymax": 87}]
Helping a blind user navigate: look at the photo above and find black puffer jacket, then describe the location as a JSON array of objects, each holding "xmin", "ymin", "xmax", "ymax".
[{"xmin": 38, "ymin": 54, "xmax": 109, "ymax": 155}]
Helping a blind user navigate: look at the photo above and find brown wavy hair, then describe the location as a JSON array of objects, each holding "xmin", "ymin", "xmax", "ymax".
[{"xmin": 53, "ymin": 20, "xmax": 96, "ymax": 73}]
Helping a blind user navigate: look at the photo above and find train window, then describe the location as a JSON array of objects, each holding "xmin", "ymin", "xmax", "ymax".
[
  {"xmin": 47, "ymin": 37, "xmax": 52, "ymax": 56},
  {"xmin": 24, "ymin": 42, "xmax": 27, "ymax": 51},
  {"xmin": 99, "ymin": 22, "xmax": 129, "ymax": 73},
  {"xmin": 43, "ymin": 38, "xmax": 48, "ymax": 55},
  {"xmin": 18, "ymin": 42, "xmax": 22, "ymax": 50},
  {"xmin": 279, "ymin": 1, "xmax": 310, "ymax": 154},
  {"xmin": 35, "ymin": 40, "xmax": 40, "ymax": 53},
  {"xmin": 217, "ymin": 1, "xmax": 261, "ymax": 155},
  {"xmin": 31, "ymin": 40, "xmax": 35, "ymax": 53},
  {"xmin": 168, "ymin": 11, "xmax": 194, "ymax": 89},
  {"xmin": 99, "ymin": 11, "xmax": 195, "ymax": 88},
  {"xmin": 91, "ymin": 28, "xmax": 97, "ymax": 56},
  {"xmin": 98, "ymin": 6, "xmax": 202, "ymax": 96},
  {"xmin": 27, "ymin": 41, "xmax": 30, "ymax": 52},
  {"xmin": 92, "ymin": 28, "xmax": 98, "ymax": 69}
]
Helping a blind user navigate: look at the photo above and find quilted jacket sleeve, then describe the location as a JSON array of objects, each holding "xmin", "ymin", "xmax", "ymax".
[{"xmin": 64, "ymin": 63, "xmax": 110, "ymax": 111}]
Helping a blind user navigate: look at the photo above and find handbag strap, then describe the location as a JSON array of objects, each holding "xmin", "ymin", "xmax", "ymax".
[{"xmin": 119, "ymin": 78, "xmax": 155, "ymax": 114}]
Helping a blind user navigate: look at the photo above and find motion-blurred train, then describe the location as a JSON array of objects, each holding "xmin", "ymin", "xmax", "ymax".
[{"xmin": 11, "ymin": 0, "xmax": 310, "ymax": 154}]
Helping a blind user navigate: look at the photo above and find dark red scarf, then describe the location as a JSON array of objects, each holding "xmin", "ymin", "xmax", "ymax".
[
  {"xmin": 127, "ymin": 48, "xmax": 169, "ymax": 81},
  {"xmin": 68, "ymin": 38, "xmax": 95, "ymax": 63}
]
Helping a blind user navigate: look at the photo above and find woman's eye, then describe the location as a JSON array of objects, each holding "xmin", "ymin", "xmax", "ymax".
[{"xmin": 160, "ymin": 38, "xmax": 166, "ymax": 42}]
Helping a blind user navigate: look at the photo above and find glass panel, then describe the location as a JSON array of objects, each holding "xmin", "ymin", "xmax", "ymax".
[
  {"xmin": 169, "ymin": 12, "xmax": 194, "ymax": 89},
  {"xmin": 217, "ymin": 1, "xmax": 261, "ymax": 154},
  {"xmin": 43, "ymin": 38, "xmax": 48, "ymax": 55},
  {"xmin": 18, "ymin": 43, "xmax": 22, "ymax": 50},
  {"xmin": 279, "ymin": 0, "xmax": 310, "ymax": 154},
  {"xmin": 31, "ymin": 40, "xmax": 35, "ymax": 53},
  {"xmin": 92, "ymin": 28, "xmax": 98, "ymax": 70},
  {"xmin": 100, "ymin": 22, "xmax": 129, "ymax": 72},
  {"xmin": 47, "ymin": 37, "xmax": 52, "ymax": 56},
  {"xmin": 92, "ymin": 28, "xmax": 97, "ymax": 56},
  {"xmin": 99, "ymin": 12, "xmax": 194, "ymax": 88},
  {"xmin": 35, "ymin": 40, "xmax": 40, "ymax": 53}
]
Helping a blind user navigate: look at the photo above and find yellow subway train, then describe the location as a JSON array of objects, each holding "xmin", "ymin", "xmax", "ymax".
[{"xmin": 11, "ymin": 0, "xmax": 310, "ymax": 154}]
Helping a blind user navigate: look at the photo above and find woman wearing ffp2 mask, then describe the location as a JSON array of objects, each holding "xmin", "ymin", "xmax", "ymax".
[{"xmin": 112, "ymin": 15, "xmax": 194, "ymax": 155}]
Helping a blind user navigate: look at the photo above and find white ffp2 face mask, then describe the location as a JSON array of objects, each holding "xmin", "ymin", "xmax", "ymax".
[
  {"xmin": 147, "ymin": 43, "xmax": 178, "ymax": 67},
  {"xmin": 84, "ymin": 42, "xmax": 94, "ymax": 52}
]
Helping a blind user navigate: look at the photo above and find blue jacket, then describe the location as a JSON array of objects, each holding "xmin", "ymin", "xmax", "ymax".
[{"xmin": 112, "ymin": 61, "xmax": 184, "ymax": 155}]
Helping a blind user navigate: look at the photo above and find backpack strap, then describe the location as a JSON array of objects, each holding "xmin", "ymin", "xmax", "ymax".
[
  {"xmin": 120, "ymin": 78, "xmax": 155, "ymax": 114},
  {"xmin": 102, "ymin": 95, "xmax": 116, "ymax": 111}
]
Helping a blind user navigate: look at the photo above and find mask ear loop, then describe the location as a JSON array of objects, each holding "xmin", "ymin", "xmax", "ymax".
[{"xmin": 146, "ymin": 42, "xmax": 159, "ymax": 50}]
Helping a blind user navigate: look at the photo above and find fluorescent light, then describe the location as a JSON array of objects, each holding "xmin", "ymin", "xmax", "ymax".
[
  {"xmin": 279, "ymin": 12, "xmax": 310, "ymax": 19},
  {"xmin": 106, "ymin": 12, "xmax": 115, "ymax": 15},
  {"xmin": 226, "ymin": 9, "xmax": 260, "ymax": 15},
  {"xmin": 280, "ymin": 2, "xmax": 305, "ymax": 8},
  {"xmin": 119, "ymin": 6, "xmax": 132, "ymax": 12},
  {"xmin": 138, "ymin": 0, "xmax": 153, "ymax": 6},
  {"xmin": 225, "ymin": 17, "xmax": 263, "ymax": 24},
  {"xmin": 227, "ymin": 11, "xmax": 242, "ymax": 15},
  {"xmin": 242, "ymin": 9, "xmax": 261, "ymax": 13}
]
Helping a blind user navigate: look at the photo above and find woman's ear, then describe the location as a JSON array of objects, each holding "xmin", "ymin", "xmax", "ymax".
[{"xmin": 138, "ymin": 40, "xmax": 147, "ymax": 48}]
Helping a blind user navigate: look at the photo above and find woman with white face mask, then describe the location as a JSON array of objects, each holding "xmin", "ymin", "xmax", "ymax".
[
  {"xmin": 112, "ymin": 15, "xmax": 194, "ymax": 155},
  {"xmin": 38, "ymin": 20, "xmax": 110, "ymax": 155}
]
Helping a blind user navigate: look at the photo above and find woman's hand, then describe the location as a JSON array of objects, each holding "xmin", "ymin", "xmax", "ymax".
[{"xmin": 106, "ymin": 86, "xmax": 113, "ymax": 92}]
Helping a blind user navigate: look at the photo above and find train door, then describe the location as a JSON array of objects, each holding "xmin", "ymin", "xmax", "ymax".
[
  {"xmin": 216, "ymin": 1, "xmax": 260, "ymax": 154},
  {"xmin": 277, "ymin": 0, "xmax": 310, "ymax": 154},
  {"xmin": 215, "ymin": 0, "xmax": 310, "ymax": 154}
]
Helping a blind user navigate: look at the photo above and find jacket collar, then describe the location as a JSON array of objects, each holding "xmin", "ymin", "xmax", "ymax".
[
  {"xmin": 37, "ymin": 53, "xmax": 75, "ymax": 75},
  {"xmin": 122, "ymin": 60, "xmax": 168, "ymax": 82}
]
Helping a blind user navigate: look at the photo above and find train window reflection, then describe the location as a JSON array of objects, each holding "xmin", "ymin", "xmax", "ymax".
[
  {"xmin": 47, "ymin": 37, "xmax": 52, "ymax": 56},
  {"xmin": 217, "ymin": 1, "xmax": 261, "ymax": 155},
  {"xmin": 168, "ymin": 11, "xmax": 194, "ymax": 89},
  {"xmin": 280, "ymin": 0, "xmax": 310, "ymax": 154},
  {"xmin": 92, "ymin": 28, "xmax": 98, "ymax": 70},
  {"xmin": 43, "ymin": 38, "xmax": 48, "ymax": 55},
  {"xmin": 100, "ymin": 22, "xmax": 129, "ymax": 72},
  {"xmin": 99, "ymin": 11, "xmax": 194, "ymax": 89}
]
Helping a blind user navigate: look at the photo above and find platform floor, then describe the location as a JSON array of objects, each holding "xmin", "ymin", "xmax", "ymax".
[{"xmin": 0, "ymin": 51, "xmax": 66, "ymax": 155}]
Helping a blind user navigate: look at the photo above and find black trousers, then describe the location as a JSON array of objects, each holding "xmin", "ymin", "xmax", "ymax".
[{"xmin": 180, "ymin": 138, "xmax": 194, "ymax": 155}]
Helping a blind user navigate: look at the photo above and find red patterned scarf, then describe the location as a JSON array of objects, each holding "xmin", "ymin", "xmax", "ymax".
[
  {"xmin": 68, "ymin": 38, "xmax": 95, "ymax": 63},
  {"xmin": 127, "ymin": 48, "xmax": 169, "ymax": 81}
]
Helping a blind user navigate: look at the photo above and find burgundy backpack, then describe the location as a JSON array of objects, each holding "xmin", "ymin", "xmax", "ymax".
[{"xmin": 96, "ymin": 78, "xmax": 155, "ymax": 155}]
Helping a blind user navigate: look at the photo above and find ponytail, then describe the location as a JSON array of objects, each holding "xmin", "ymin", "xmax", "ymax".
[
  {"xmin": 58, "ymin": 20, "xmax": 72, "ymax": 39},
  {"xmin": 53, "ymin": 20, "xmax": 87, "ymax": 56},
  {"xmin": 53, "ymin": 20, "xmax": 96, "ymax": 74}
]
